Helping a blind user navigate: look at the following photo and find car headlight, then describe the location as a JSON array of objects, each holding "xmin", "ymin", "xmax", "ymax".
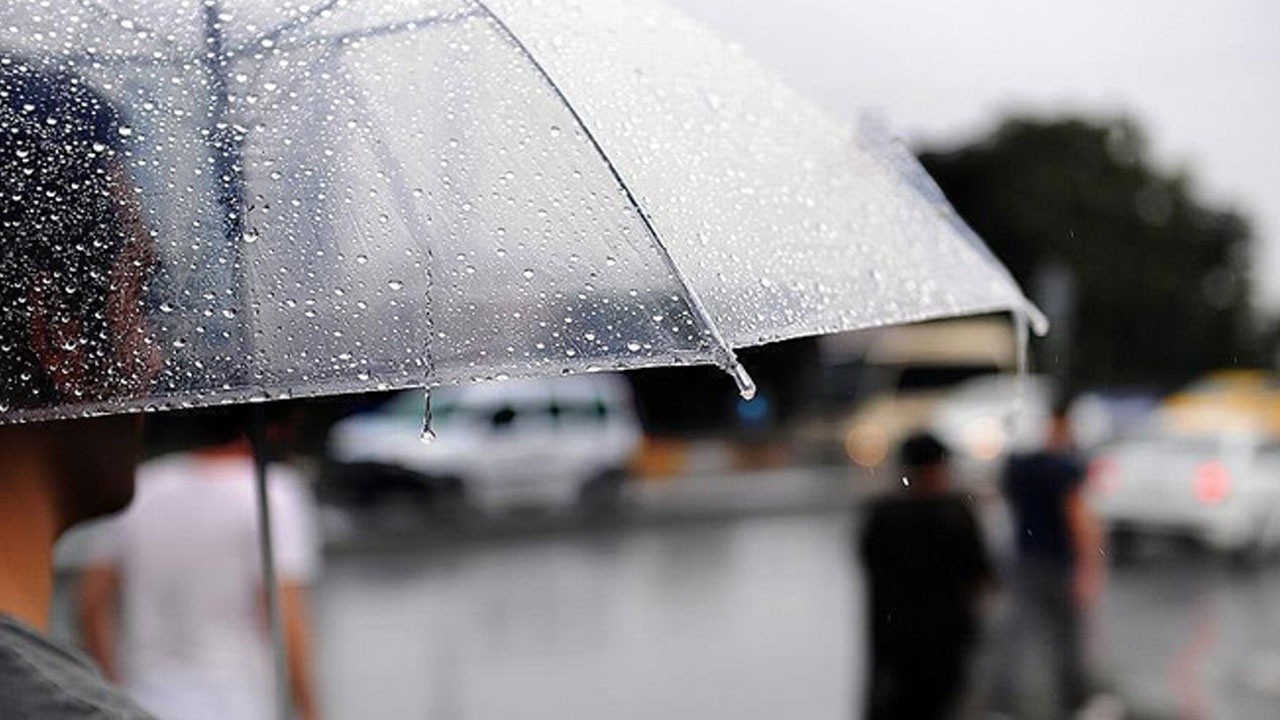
[
  {"xmin": 846, "ymin": 424, "xmax": 890, "ymax": 468},
  {"xmin": 962, "ymin": 417, "xmax": 1006, "ymax": 461}
]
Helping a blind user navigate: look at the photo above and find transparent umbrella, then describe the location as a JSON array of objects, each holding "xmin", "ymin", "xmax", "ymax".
[
  {"xmin": 0, "ymin": 0, "xmax": 1042, "ymax": 425},
  {"xmin": 0, "ymin": 0, "xmax": 1043, "ymax": 716}
]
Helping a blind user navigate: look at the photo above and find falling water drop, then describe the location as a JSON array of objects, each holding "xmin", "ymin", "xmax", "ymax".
[{"xmin": 419, "ymin": 388, "xmax": 436, "ymax": 444}]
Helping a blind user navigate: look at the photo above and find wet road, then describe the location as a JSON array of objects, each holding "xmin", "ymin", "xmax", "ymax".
[
  {"xmin": 316, "ymin": 511, "xmax": 863, "ymax": 720},
  {"xmin": 313, "ymin": 505, "xmax": 1280, "ymax": 720},
  {"xmin": 1098, "ymin": 543, "xmax": 1280, "ymax": 720}
]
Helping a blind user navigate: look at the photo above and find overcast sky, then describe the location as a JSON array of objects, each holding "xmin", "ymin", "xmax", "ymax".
[{"xmin": 671, "ymin": 0, "xmax": 1280, "ymax": 308}]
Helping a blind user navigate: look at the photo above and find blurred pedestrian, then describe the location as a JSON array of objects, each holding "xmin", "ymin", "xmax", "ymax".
[
  {"xmin": 0, "ymin": 58, "xmax": 159, "ymax": 719},
  {"xmin": 78, "ymin": 410, "xmax": 322, "ymax": 720},
  {"xmin": 861, "ymin": 433, "xmax": 993, "ymax": 720},
  {"xmin": 990, "ymin": 402, "xmax": 1103, "ymax": 718}
]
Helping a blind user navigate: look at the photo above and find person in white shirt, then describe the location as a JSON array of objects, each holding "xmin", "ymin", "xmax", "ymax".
[{"xmin": 78, "ymin": 414, "xmax": 321, "ymax": 720}]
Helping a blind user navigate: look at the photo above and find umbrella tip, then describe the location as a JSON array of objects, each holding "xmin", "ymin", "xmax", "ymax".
[{"xmin": 729, "ymin": 362, "xmax": 756, "ymax": 401}]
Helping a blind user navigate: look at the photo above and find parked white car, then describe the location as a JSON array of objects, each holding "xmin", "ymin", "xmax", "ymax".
[
  {"xmin": 1089, "ymin": 432, "xmax": 1280, "ymax": 556},
  {"xmin": 327, "ymin": 374, "xmax": 642, "ymax": 513}
]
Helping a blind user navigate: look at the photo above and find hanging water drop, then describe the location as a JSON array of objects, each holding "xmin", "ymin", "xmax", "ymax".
[{"xmin": 419, "ymin": 388, "xmax": 436, "ymax": 444}]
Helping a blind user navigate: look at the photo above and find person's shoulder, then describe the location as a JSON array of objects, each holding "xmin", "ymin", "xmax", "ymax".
[
  {"xmin": 866, "ymin": 493, "xmax": 911, "ymax": 515},
  {"xmin": 862, "ymin": 494, "xmax": 905, "ymax": 529},
  {"xmin": 1063, "ymin": 451, "xmax": 1087, "ymax": 471},
  {"xmin": 136, "ymin": 452, "xmax": 196, "ymax": 485},
  {"xmin": 1003, "ymin": 451, "xmax": 1033, "ymax": 472},
  {"xmin": 930, "ymin": 491, "xmax": 978, "ymax": 519},
  {"xmin": 1002, "ymin": 451, "xmax": 1035, "ymax": 484},
  {"xmin": 0, "ymin": 618, "xmax": 155, "ymax": 719},
  {"xmin": 937, "ymin": 490, "xmax": 977, "ymax": 509},
  {"xmin": 1058, "ymin": 452, "xmax": 1088, "ymax": 484},
  {"xmin": 1026, "ymin": 450, "xmax": 1083, "ymax": 476}
]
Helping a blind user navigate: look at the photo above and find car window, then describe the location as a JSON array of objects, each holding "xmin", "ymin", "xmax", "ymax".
[
  {"xmin": 557, "ymin": 399, "xmax": 610, "ymax": 424},
  {"xmin": 489, "ymin": 405, "xmax": 518, "ymax": 431}
]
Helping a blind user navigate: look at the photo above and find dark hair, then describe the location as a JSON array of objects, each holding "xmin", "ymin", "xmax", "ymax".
[
  {"xmin": 898, "ymin": 432, "xmax": 950, "ymax": 470},
  {"xmin": 0, "ymin": 56, "xmax": 130, "ymax": 410}
]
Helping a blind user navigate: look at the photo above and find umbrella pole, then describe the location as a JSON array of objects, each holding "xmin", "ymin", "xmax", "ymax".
[{"xmin": 248, "ymin": 405, "xmax": 292, "ymax": 720}]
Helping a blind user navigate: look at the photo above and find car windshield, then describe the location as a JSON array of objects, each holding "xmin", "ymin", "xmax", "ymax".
[{"xmin": 478, "ymin": 400, "xmax": 610, "ymax": 431}]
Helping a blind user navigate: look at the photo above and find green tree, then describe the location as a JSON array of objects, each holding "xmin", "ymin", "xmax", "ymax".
[{"xmin": 919, "ymin": 116, "xmax": 1262, "ymax": 390}]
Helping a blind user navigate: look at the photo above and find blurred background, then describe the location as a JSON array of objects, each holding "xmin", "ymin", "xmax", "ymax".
[{"xmin": 50, "ymin": 1, "xmax": 1280, "ymax": 719}]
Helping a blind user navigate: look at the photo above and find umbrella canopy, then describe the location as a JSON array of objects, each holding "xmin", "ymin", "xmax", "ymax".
[{"xmin": 0, "ymin": 0, "xmax": 1043, "ymax": 425}]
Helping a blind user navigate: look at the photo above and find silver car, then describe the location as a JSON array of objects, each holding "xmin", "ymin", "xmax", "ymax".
[
  {"xmin": 1089, "ymin": 433, "xmax": 1280, "ymax": 556},
  {"xmin": 327, "ymin": 374, "xmax": 641, "ymax": 513}
]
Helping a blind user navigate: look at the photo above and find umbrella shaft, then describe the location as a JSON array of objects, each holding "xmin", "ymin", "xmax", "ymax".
[{"xmin": 250, "ymin": 406, "xmax": 292, "ymax": 720}]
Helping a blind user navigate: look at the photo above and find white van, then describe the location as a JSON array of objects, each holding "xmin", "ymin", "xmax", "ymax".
[{"xmin": 327, "ymin": 374, "xmax": 641, "ymax": 513}]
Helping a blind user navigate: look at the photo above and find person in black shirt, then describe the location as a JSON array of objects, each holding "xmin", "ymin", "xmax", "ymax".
[
  {"xmin": 990, "ymin": 406, "xmax": 1102, "ymax": 718},
  {"xmin": 861, "ymin": 433, "xmax": 992, "ymax": 720}
]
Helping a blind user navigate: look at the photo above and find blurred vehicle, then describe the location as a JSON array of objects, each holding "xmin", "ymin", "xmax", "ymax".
[
  {"xmin": 1090, "ymin": 432, "xmax": 1280, "ymax": 557},
  {"xmin": 325, "ymin": 374, "xmax": 642, "ymax": 513},
  {"xmin": 929, "ymin": 374, "xmax": 1051, "ymax": 491},
  {"xmin": 1091, "ymin": 371, "xmax": 1280, "ymax": 557},
  {"xmin": 1159, "ymin": 370, "xmax": 1280, "ymax": 436},
  {"xmin": 831, "ymin": 317, "xmax": 1017, "ymax": 471}
]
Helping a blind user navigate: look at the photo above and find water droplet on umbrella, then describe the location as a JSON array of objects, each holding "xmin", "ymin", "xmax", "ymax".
[{"xmin": 387, "ymin": 280, "xmax": 404, "ymax": 291}]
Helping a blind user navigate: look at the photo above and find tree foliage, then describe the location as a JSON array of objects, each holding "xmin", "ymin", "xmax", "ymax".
[{"xmin": 919, "ymin": 116, "xmax": 1261, "ymax": 390}]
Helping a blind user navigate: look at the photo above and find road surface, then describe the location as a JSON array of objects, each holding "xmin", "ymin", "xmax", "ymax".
[{"xmin": 309, "ymin": 489, "xmax": 1280, "ymax": 720}]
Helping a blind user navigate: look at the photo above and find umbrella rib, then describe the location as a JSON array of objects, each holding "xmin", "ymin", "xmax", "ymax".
[
  {"xmin": 245, "ymin": 0, "xmax": 345, "ymax": 50},
  {"xmin": 471, "ymin": 0, "xmax": 755, "ymax": 397}
]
